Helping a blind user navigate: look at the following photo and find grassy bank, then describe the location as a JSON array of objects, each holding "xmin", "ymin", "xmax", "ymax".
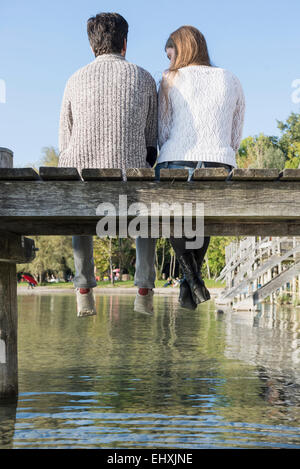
[{"xmin": 18, "ymin": 278, "xmax": 225, "ymax": 289}]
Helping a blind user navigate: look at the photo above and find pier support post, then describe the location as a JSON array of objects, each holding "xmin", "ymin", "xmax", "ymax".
[
  {"xmin": 0, "ymin": 234, "xmax": 37, "ymax": 399},
  {"xmin": 0, "ymin": 148, "xmax": 13, "ymax": 168},
  {"xmin": 0, "ymin": 262, "xmax": 18, "ymax": 398},
  {"xmin": 0, "ymin": 148, "xmax": 37, "ymax": 399}
]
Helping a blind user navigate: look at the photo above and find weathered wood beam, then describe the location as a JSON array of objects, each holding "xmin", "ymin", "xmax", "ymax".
[
  {"xmin": 0, "ymin": 261, "xmax": 18, "ymax": 398},
  {"xmin": 0, "ymin": 234, "xmax": 37, "ymax": 263},
  {"xmin": 0, "ymin": 218, "xmax": 299, "ymax": 236},
  {"xmin": 0, "ymin": 148, "xmax": 13, "ymax": 169},
  {"xmin": 2, "ymin": 179, "xmax": 300, "ymax": 217},
  {"xmin": 0, "ymin": 153, "xmax": 34, "ymax": 400},
  {"xmin": 126, "ymin": 168, "xmax": 155, "ymax": 181},
  {"xmin": 193, "ymin": 167, "xmax": 230, "ymax": 180},
  {"xmin": 159, "ymin": 169, "xmax": 190, "ymax": 181},
  {"xmin": 279, "ymin": 169, "xmax": 300, "ymax": 181},
  {"xmin": 231, "ymin": 168, "xmax": 279, "ymax": 180},
  {"xmin": 1, "ymin": 219, "xmax": 300, "ymax": 236},
  {"xmin": 0, "ymin": 168, "xmax": 300, "ymax": 235},
  {"xmin": 81, "ymin": 168, "xmax": 123, "ymax": 181},
  {"xmin": 39, "ymin": 166, "xmax": 81, "ymax": 180},
  {"xmin": 0, "ymin": 168, "xmax": 40, "ymax": 181}
]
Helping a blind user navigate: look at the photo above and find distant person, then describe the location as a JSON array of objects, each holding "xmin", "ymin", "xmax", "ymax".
[
  {"xmin": 134, "ymin": 25, "xmax": 245, "ymax": 313},
  {"xmin": 58, "ymin": 12, "xmax": 158, "ymax": 317},
  {"xmin": 163, "ymin": 277, "xmax": 173, "ymax": 287}
]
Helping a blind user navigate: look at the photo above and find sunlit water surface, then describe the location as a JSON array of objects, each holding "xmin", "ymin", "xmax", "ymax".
[{"xmin": 0, "ymin": 292, "xmax": 300, "ymax": 449}]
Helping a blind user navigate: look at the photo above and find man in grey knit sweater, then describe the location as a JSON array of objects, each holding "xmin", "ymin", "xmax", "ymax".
[{"xmin": 58, "ymin": 13, "xmax": 158, "ymax": 316}]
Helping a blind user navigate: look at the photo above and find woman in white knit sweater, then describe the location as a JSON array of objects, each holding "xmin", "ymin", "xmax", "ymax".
[{"xmin": 134, "ymin": 25, "xmax": 245, "ymax": 313}]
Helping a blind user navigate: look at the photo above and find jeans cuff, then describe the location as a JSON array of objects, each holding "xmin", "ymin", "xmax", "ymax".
[
  {"xmin": 74, "ymin": 281, "xmax": 97, "ymax": 289},
  {"xmin": 134, "ymin": 280, "xmax": 155, "ymax": 289}
]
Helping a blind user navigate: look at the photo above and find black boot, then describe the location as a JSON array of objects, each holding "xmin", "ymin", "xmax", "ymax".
[
  {"xmin": 192, "ymin": 250, "xmax": 211, "ymax": 303},
  {"xmin": 179, "ymin": 278, "xmax": 197, "ymax": 310},
  {"xmin": 178, "ymin": 251, "xmax": 210, "ymax": 305}
]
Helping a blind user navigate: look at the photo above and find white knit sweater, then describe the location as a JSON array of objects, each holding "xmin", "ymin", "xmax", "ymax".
[{"xmin": 157, "ymin": 65, "xmax": 245, "ymax": 167}]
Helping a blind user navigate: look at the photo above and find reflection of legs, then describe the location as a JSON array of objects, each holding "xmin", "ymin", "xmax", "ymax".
[
  {"xmin": 72, "ymin": 235, "xmax": 97, "ymax": 289},
  {"xmin": 134, "ymin": 237, "xmax": 157, "ymax": 288}
]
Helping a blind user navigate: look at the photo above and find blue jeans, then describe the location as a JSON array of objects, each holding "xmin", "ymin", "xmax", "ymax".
[
  {"xmin": 134, "ymin": 160, "xmax": 233, "ymax": 288},
  {"xmin": 72, "ymin": 235, "xmax": 97, "ymax": 289}
]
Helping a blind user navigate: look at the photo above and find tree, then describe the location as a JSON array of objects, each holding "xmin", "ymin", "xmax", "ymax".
[
  {"xmin": 17, "ymin": 235, "xmax": 74, "ymax": 283},
  {"xmin": 23, "ymin": 146, "xmax": 59, "ymax": 171},
  {"xmin": 237, "ymin": 133, "xmax": 285, "ymax": 169},
  {"xmin": 155, "ymin": 238, "xmax": 169, "ymax": 279},
  {"xmin": 260, "ymin": 146, "xmax": 286, "ymax": 169},
  {"xmin": 93, "ymin": 236, "xmax": 121, "ymax": 281},
  {"xmin": 39, "ymin": 146, "xmax": 59, "ymax": 167},
  {"xmin": 277, "ymin": 112, "xmax": 300, "ymax": 168},
  {"xmin": 202, "ymin": 236, "xmax": 242, "ymax": 279}
]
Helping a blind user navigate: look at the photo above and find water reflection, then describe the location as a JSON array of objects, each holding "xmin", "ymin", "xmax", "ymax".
[{"xmin": 0, "ymin": 293, "xmax": 299, "ymax": 448}]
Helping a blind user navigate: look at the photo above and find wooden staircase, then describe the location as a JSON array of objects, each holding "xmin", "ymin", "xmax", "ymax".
[{"xmin": 215, "ymin": 236, "xmax": 300, "ymax": 310}]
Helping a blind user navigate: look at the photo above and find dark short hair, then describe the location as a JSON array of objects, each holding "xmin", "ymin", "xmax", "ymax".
[{"xmin": 87, "ymin": 12, "xmax": 128, "ymax": 56}]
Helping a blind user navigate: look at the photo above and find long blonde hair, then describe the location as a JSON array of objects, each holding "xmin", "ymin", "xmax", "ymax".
[{"xmin": 161, "ymin": 26, "xmax": 212, "ymax": 111}]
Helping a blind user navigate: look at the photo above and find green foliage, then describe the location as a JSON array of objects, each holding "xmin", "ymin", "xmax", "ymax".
[
  {"xmin": 23, "ymin": 146, "xmax": 59, "ymax": 171},
  {"xmin": 277, "ymin": 112, "xmax": 300, "ymax": 168},
  {"xmin": 237, "ymin": 133, "xmax": 285, "ymax": 169},
  {"xmin": 93, "ymin": 237, "xmax": 136, "ymax": 277},
  {"xmin": 259, "ymin": 146, "xmax": 286, "ymax": 169},
  {"xmin": 39, "ymin": 146, "xmax": 59, "ymax": 167},
  {"xmin": 202, "ymin": 236, "xmax": 240, "ymax": 279},
  {"xmin": 17, "ymin": 235, "xmax": 74, "ymax": 282},
  {"xmin": 237, "ymin": 112, "xmax": 300, "ymax": 170},
  {"xmin": 93, "ymin": 237, "xmax": 112, "ymax": 275}
]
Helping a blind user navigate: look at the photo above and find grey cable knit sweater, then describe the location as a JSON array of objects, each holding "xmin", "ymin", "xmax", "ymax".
[{"xmin": 58, "ymin": 53, "xmax": 158, "ymax": 179}]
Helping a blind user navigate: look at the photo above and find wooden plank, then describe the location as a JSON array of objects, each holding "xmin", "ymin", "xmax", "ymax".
[
  {"xmin": 0, "ymin": 234, "xmax": 37, "ymax": 263},
  {"xmin": 0, "ymin": 180, "xmax": 300, "ymax": 235},
  {"xmin": 0, "ymin": 262, "xmax": 18, "ymax": 398},
  {"xmin": 0, "ymin": 180, "xmax": 298, "ymax": 218},
  {"xmin": 0, "ymin": 168, "xmax": 40, "ymax": 180},
  {"xmin": 159, "ymin": 169, "xmax": 189, "ymax": 181},
  {"xmin": 126, "ymin": 168, "xmax": 155, "ymax": 181},
  {"xmin": 278, "ymin": 169, "xmax": 300, "ymax": 181},
  {"xmin": 1, "ymin": 218, "xmax": 300, "ymax": 236},
  {"xmin": 81, "ymin": 168, "xmax": 122, "ymax": 181},
  {"xmin": 39, "ymin": 167, "xmax": 81, "ymax": 180},
  {"xmin": 231, "ymin": 168, "xmax": 279, "ymax": 180},
  {"xmin": 192, "ymin": 167, "xmax": 231, "ymax": 180}
]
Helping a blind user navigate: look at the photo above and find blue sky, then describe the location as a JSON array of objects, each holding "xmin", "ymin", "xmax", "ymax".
[{"xmin": 0, "ymin": 0, "xmax": 300, "ymax": 167}]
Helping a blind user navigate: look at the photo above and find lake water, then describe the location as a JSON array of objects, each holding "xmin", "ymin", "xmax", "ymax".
[{"xmin": 0, "ymin": 292, "xmax": 300, "ymax": 449}]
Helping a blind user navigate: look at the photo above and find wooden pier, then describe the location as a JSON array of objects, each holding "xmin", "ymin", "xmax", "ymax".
[{"xmin": 1, "ymin": 146, "xmax": 300, "ymax": 398}]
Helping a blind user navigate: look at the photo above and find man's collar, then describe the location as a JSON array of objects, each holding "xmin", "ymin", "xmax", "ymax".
[{"xmin": 94, "ymin": 53, "xmax": 126, "ymax": 61}]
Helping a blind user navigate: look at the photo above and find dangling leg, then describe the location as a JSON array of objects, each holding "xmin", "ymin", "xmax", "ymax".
[
  {"xmin": 72, "ymin": 235, "xmax": 97, "ymax": 317},
  {"xmin": 170, "ymin": 236, "xmax": 211, "ymax": 307},
  {"xmin": 134, "ymin": 237, "xmax": 157, "ymax": 314}
]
